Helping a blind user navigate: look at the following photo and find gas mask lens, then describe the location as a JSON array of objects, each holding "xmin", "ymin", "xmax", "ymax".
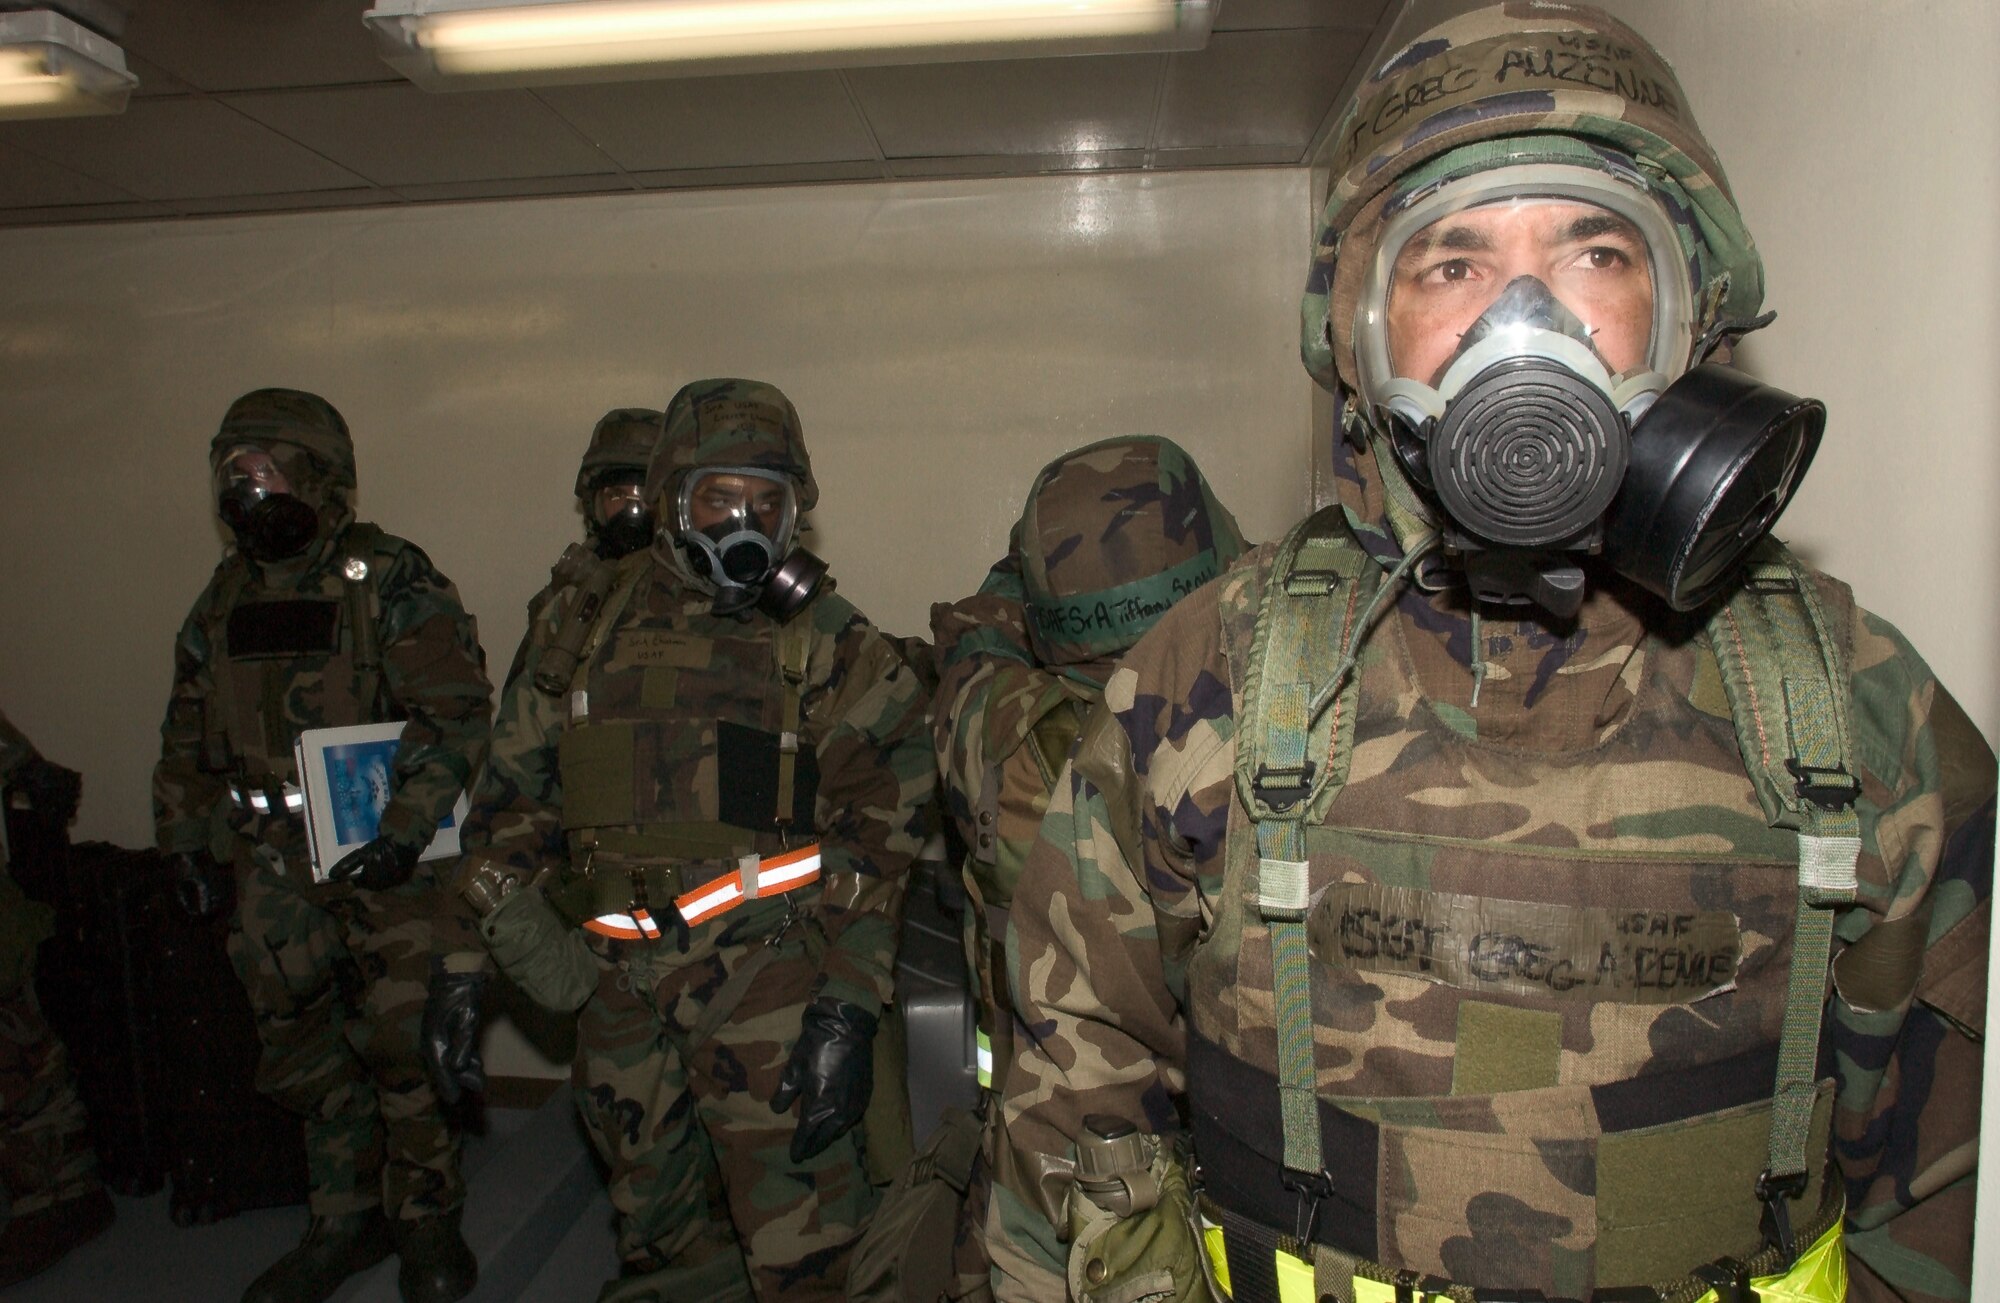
[
  {"xmin": 213, "ymin": 445, "xmax": 319, "ymax": 561},
  {"xmin": 673, "ymin": 468, "xmax": 799, "ymax": 611},
  {"xmin": 589, "ymin": 471, "xmax": 653, "ymax": 559}
]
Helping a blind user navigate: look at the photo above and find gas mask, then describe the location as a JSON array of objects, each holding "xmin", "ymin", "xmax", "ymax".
[
  {"xmin": 213, "ymin": 445, "xmax": 320, "ymax": 562},
  {"xmin": 670, "ymin": 466, "xmax": 823, "ymax": 619},
  {"xmin": 1353, "ymin": 165, "xmax": 1823, "ymax": 615},
  {"xmin": 587, "ymin": 470, "xmax": 654, "ymax": 560}
]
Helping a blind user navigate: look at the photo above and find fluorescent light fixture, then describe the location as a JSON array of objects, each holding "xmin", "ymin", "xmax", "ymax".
[
  {"xmin": 0, "ymin": 8, "xmax": 136, "ymax": 119},
  {"xmin": 364, "ymin": 0, "xmax": 1217, "ymax": 91}
]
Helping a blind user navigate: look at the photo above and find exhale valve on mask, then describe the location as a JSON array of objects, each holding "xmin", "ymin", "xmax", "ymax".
[{"xmin": 1381, "ymin": 276, "xmax": 1823, "ymax": 616}]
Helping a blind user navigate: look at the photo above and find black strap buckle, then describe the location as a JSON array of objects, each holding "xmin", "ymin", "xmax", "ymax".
[
  {"xmin": 1783, "ymin": 759, "xmax": 1859, "ymax": 811},
  {"xmin": 1280, "ymin": 1166, "xmax": 1333, "ymax": 1246},
  {"xmin": 1757, "ymin": 1168, "xmax": 1809, "ymax": 1265},
  {"xmin": 1689, "ymin": 1257, "xmax": 1755, "ymax": 1303},
  {"xmin": 1253, "ymin": 763, "xmax": 1316, "ymax": 811}
]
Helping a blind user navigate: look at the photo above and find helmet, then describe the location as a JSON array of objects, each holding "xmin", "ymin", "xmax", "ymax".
[
  {"xmin": 648, "ymin": 379, "xmax": 821, "ymax": 616},
  {"xmin": 1020, "ymin": 435, "xmax": 1247, "ymax": 668}
]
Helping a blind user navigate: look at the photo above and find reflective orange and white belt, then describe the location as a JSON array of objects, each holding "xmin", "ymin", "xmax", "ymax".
[
  {"xmin": 581, "ymin": 842, "xmax": 823, "ymax": 939},
  {"xmin": 227, "ymin": 780, "xmax": 303, "ymax": 816}
]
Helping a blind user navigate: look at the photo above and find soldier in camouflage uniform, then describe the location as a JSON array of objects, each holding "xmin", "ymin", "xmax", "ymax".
[
  {"xmin": 447, "ymin": 377, "xmax": 933, "ymax": 1302},
  {"xmin": 989, "ymin": 7, "xmax": 1994, "ymax": 1303},
  {"xmin": 0, "ymin": 713, "xmax": 109, "ymax": 1287},
  {"xmin": 929, "ymin": 436, "xmax": 1245, "ymax": 1297},
  {"xmin": 153, "ymin": 389, "xmax": 493, "ymax": 1303}
]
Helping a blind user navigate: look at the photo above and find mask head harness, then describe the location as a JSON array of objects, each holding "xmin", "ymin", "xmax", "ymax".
[{"xmin": 1352, "ymin": 165, "xmax": 1822, "ymax": 615}]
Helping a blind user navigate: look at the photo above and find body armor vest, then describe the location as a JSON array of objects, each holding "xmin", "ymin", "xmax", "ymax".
[
  {"xmin": 551, "ymin": 564, "xmax": 820, "ymax": 926},
  {"xmin": 205, "ymin": 523, "xmax": 386, "ymax": 792},
  {"xmin": 1191, "ymin": 509, "xmax": 1860, "ymax": 1301}
]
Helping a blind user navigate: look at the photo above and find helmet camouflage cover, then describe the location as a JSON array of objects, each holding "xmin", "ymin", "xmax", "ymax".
[
  {"xmin": 207, "ymin": 387, "xmax": 357, "ymax": 496},
  {"xmin": 1300, "ymin": 1, "xmax": 1763, "ymax": 398},
  {"xmin": 644, "ymin": 378, "xmax": 819, "ymax": 516},
  {"xmin": 1020, "ymin": 435, "xmax": 1247, "ymax": 666},
  {"xmin": 573, "ymin": 407, "xmax": 663, "ymax": 500}
]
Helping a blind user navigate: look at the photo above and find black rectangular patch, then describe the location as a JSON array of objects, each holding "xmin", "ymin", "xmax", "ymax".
[
  {"xmin": 227, "ymin": 600, "xmax": 341, "ymax": 659},
  {"xmin": 716, "ymin": 720, "xmax": 819, "ymax": 832}
]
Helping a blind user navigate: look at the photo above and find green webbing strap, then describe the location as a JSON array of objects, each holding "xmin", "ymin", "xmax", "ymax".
[
  {"xmin": 341, "ymin": 523, "xmax": 385, "ymax": 715},
  {"xmin": 563, "ymin": 550, "xmax": 651, "ymax": 711},
  {"xmin": 774, "ymin": 619, "xmax": 811, "ymax": 837},
  {"xmin": 1708, "ymin": 544, "xmax": 1860, "ymax": 1199},
  {"xmin": 1234, "ymin": 510, "xmax": 1377, "ymax": 1190}
]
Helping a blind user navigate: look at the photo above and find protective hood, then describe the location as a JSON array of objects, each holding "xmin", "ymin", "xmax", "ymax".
[
  {"xmin": 573, "ymin": 407, "xmax": 663, "ymax": 500},
  {"xmin": 1300, "ymin": 2, "xmax": 1762, "ymax": 399},
  {"xmin": 1020, "ymin": 435, "xmax": 1247, "ymax": 667}
]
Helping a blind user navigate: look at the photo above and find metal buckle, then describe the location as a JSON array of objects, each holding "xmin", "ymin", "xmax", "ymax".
[
  {"xmin": 1783, "ymin": 759, "xmax": 1859, "ymax": 811},
  {"xmin": 1756, "ymin": 1168, "xmax": 1808, "ymax": 1265},
  {"xmin": 1253, "ymin": 762, "xmax": 1316, "ymax": 811},
  {"xmin": 1689, "ymin": 1257, "xmax": 1755, "ymax": 1303},
  {"xmin": 1281, "ymin": 1166, "xmax": 1333, "ymax": 1246}
]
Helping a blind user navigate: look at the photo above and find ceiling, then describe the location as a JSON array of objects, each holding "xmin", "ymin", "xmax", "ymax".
[{"xmin": 0, "ymin": 0, "xmax": 1396, "ymax": 227}]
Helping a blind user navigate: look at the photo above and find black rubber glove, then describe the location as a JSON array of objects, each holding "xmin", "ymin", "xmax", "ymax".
[
  {"xmin": 170, "ymin": 850, "xmax": 233, "ymax": 921},
  {"xmin": 327, "ymin": 834, "xmax": 420, "ymax": 890},
  {"xmin": 422, "ymin": 965, "xmax": 488, "ymax": 1107},
  {"xmin": 769, "ymin": 995, "xmax": 879, "ymax": 1164},
  {"xmin": 8, "ymin": 754, "xmax": 81, "ymax": 826}
]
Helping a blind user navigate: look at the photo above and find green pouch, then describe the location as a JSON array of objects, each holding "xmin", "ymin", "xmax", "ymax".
[
  {"xmin": 478, "ymin": 887, "xmax": 602, "ymax": 1014},
  {"xmin": 847, "ymin": 1106, "xmax": 984, "ymax": 1303},
  {"xmin": 557, "ymin": 722, "xmax": 635, "ymax": 829},
  {"xmin": 1066, "ymin": 1134, "xmax": 1215, "ymax": 1303}
]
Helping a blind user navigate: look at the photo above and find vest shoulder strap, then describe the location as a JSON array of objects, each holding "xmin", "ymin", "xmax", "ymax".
[{"xmin": 339, "ymin": 521, "xmax": 386, "ymax": 713}]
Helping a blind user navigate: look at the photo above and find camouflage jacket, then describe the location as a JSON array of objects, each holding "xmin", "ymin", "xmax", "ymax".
[
  {"xmin": 458, "ymin": 557, "xmax": 933, "ymax": 1015},
  {"xmin": 0, "ymin": 711, "xmax": 54, "ymax": 993},
  {"xmin": 0, "ymin": 711, "xmax": 31, "ymax": 783},
  {"xmin": 152, "ymin": 524, "xmax": 493, "ymax": 864},
  {"xmin": 988, "ymin": 523, "xmax": 1994, "ymax": 1302}
]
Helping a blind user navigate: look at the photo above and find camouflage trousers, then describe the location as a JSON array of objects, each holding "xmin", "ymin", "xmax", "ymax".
[
  {"xmin": 0, "ymin": 982, "xmax": 100, "ymax": 1220},
  {"xmin": 226, "ymin": 840, "xmax": 461, "ymax": 1222},
  {"xmin": 574, "ymin": 920, "xmax": 877, "ymax": 1302}
]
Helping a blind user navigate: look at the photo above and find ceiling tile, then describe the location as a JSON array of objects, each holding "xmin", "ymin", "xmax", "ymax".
[
  {"xmin": 0, "ymin": 141, "xmax": 140, "ymax": 207},
  {"xmin": 887, "ymin": 151, "xmax": 1148, "ymax": 179},
  {"xmin": 392, "ymin": 175, "xmax": 638, "ymax": 202},
  {"xmin": 630, "ymin": 160, "xmax": 887, "ymax": 190},
  {"xmin": 227, "ymin": 84, "xmax": 616, "ymax": 187},
  {"xmin": 0, "ymin": 200, "xmax": 180, "ymax": 227},
  {"xmin": 125, "ymin": 55, "xmax": 196, "ymax": 98},
  {"xmin": 536, "ymin": 73, "xmax": 878, "ymax": 172},
  {"xmin": 118, "ymin": 0, "xmax": 397, "ymax": 92},
  {"xmin": 2, "ymin": 98, "xmax": 369, "ymax": 201},
  {"xmin": 846, "ymin": 54, "xmax": 1163, "ymax": 158},
  {"xmin": 1155, "ymin": 27, "xmax": 1368, "ymax": 150},
  {"xmin": 1216, "ymin": 0, "xmax": 1392, "ymax": 30}
]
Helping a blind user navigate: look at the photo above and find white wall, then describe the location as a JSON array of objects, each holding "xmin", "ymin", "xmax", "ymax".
[
  {"xmin": 1587, "ymin": 0, "xmax": 2000, "ymax": 742},
  {"xmin": 0, "ymin": 169, "xmax": 1313, "ymax": 853}
]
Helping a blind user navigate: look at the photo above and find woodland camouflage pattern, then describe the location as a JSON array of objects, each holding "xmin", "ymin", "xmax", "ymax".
[
  {"xmin": 456, "ymin": 378, "xmax": 932, "ymax": 1300},
  {"xmin": 932, "ymin": 437, "xmax": 1244, "ymax": 1295},
  {"xmin": 989, "ymin": 435, "xmax": 1995, "ymax": 1303},
  {"xmin": 574, "ymin": 407, "xmax": 664, "ymax": 500},
  {"xmin": 0, "ymin": 713, "xmax": 101, "ymax": 1227},
  {"xmin": 153, "ymin": 389, "xmax": 493, "ymax": 1222},
  {"xmin": 991, "ymin": 7, "xmax": 1991, "ymax": 1300}
]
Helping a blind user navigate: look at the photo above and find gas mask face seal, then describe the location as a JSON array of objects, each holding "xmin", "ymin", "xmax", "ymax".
[
  {"xmin": 1352, "ymin": 164, "xmax": 1821, "ymax": 614},
  {"xmin": 672, "ymin": 466, "xmax": 803, "ymax": 617},
  {"xmin": 213, "ymin": 445, "xmax": 320, "ymax": 562},
  {"xmin": 587, "ymin": 470, "xmax": 654, "ymax": 559}
]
